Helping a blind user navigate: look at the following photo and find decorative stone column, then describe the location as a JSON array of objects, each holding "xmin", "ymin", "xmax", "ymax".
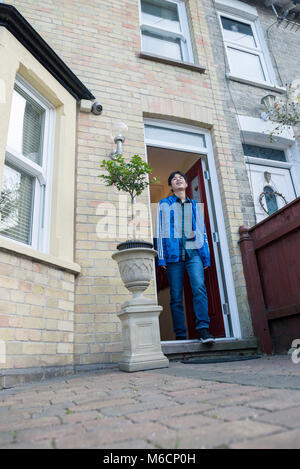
[{"xmin": 112, "ymin": 247, "xmax": 169, "ymax": 372}]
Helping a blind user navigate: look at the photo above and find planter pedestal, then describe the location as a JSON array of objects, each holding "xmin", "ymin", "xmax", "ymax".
[
  {"xmin": 117, "ymin": 301, "xmax": 169, "ymax": 372},
  {"xmin": 112, "ymin": 247, "xmax": 169, "ymax": 372}
]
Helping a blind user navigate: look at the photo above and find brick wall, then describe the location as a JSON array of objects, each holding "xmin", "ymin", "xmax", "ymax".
[{"xmin": 0, "ymin": 251, "xmax": 74, "ymax": 385}]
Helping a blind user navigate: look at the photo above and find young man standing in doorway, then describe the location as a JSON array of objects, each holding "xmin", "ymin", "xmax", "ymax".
[{"xmin": 155, "ymin": 171, "xmax": 214, "ymax": 344}]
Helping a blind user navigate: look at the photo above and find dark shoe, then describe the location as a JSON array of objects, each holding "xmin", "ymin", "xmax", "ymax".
[
  {"xmin": 198, "ymin": 328, "xmax": 215, "ymax": 344},
  {"xmin": 176, "ymin": 336, "xmax": 186, "ymax": 341}
]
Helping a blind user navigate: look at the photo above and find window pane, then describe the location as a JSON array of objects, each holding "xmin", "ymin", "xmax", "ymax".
[
  {"xmin": 221, "ymin": 16, "xmax": 256, "ymax": 48},
  {"xmin": 141, "ymin": 0, "xmax": 181, "ymax": 33},
  {"xmin": 6, "ymin": 84, "xmax": 45, "ymax": 165},
  {"xmin": 142, "ymin": 31, "xmax": 182, "ymax": 60},
  {"xmin": 227, "ymin": 47, "xmax": 266, "ymax": 81},
  {"xmin": 145, "ymin": 125, "xmax": 206, "ymax": 148},
  {"xmin": 0, "ymin": 164, "xmax": 34, "ymax": 245},
  {"xmin": 243, "ymin": 144, "xmax": 286, "ymax": 162}
]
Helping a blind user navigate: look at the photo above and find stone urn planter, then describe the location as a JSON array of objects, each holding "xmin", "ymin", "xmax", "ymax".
[{"xmin": 112, "ymin": 242, "xmax": 169, "ymax": 372}]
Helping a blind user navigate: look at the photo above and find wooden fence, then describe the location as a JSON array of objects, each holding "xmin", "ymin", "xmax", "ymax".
[{"xmin": 239, "ymin": 196, "xmax": 300, "ymax": 354}]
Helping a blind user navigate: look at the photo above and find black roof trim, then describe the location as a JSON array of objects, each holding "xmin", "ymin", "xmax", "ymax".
[{"xmin": 0, "ymin": 4, "xmax": 95, "ymax": 101}]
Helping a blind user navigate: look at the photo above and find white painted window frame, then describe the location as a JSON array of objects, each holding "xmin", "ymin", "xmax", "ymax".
[
  {"xmin": 143, "ymin": 118, "xmax": 242, "ymax": 340},
  {"xmin": 2, "ymin": 74, "xmax": 55, "ymax": 253},
  {"xmin": 139, "ymin": 0, "xmax": 194, "ymax": 63},
  {"xmin": 217, "ymin": 10, "xmax": 275, "ymax": 85}
]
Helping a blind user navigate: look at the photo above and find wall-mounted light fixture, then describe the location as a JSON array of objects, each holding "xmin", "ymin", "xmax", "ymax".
[
  {"xmin": 261, "ymin": 94, "xmax": 276, "ymax": 121},
  {"xmin": 109, "ymin": 121, "xmax": 128, "ymax": 159}
]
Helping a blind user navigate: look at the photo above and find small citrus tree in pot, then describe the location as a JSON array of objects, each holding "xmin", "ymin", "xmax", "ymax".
[{"xmin": 99, "ymin": 153, "xmax": 159, "ymax": 250}]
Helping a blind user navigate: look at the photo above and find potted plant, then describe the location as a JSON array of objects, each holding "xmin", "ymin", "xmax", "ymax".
[
  {"xmin": 99, "ymin": 153, "xmax": 158, "ymax": 250},
  {"xmin": 99, "ymin": 154, "xmax": 169, "ymax": 372}
]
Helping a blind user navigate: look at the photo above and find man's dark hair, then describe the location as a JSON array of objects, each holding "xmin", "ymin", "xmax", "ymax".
[{"xmin": 168, "ymin": 171, "xmax": 187, "ymax": 187}]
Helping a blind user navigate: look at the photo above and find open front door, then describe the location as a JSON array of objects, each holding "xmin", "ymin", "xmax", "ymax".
[{"xmin": 153, "ymin": 153, "xmax": 226, "ymax": 340}]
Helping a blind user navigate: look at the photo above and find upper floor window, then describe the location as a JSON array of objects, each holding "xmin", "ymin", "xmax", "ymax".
[
  {"xmin": 0, "ymin": 75, "xmax": 55, "ymax": 251},
  {"xmin": 218, "ymin": 12, "xmax": 273, "ymax": 84},
  {"xmin": 140, "ymin": 0, "xmax": 194, "ymax": 63}
]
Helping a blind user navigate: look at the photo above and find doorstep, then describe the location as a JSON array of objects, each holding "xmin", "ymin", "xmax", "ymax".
[{"xmin": 161, "ymin": 337, "xmax": 259, "ymax": 361}]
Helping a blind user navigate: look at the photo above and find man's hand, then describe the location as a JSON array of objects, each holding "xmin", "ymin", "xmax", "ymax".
[
  {"xmin": 160, "ymin": 266, "xmax": 167, "ymax": 271},
  {"xmin": 204, "ymin": 266, "xmax": 209, "ymax": 270}
]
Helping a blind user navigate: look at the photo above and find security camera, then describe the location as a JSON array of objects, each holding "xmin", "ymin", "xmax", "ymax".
[{"xmin": 91, "ymin": 102, "xmax": 103, "ymax": 115}]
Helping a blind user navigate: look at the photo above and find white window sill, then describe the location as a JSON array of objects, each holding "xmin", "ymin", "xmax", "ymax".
[
  {"xmin": 0, "ymin": 236, "xmax": 81, "ymax": 275},
  {"xmin": 138, "ymin": 52, "xmax": 206, "ymax": 73},
  {"xmin": 226, "ymin": 73, "xmax": 286, "ymax": 93}
]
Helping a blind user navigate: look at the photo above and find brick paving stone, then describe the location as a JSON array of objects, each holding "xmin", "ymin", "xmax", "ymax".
[
  {"xmin": 0, "ymin": 411, "xmax": 32, "ymax": 423},
  {"xmin": 30, "ymin": 403, "xmax": 76, "ymax": 419},
  {"xmin": 47, "ymin": 394, "xmax": 78, "ymax": 405},
  {"xmin": 148, "ymin": 420, "xmax": 283, "ymax": 449},
  {"xmin": 54, "ymin": 422, "xmax": 173, "ymax": 449},
  {"xmin": 230, "ymin": 428, "xmax": 300, "ymax": 449},
  {"xmin": 15, "ymin": 423, "xmax": 84, "ymax": 444},
  {"xmin": 135, "ymin": 395, "xmax": 175, "ymax": 406},
  {"xmin": 83, "ymin": 416, "xmax": 129, "ymax": 432},
  {"xmin": 0, "ymin": 416, "xmax": 61, "ymax": 433},
  {"xmin": 0, "ymin": 398, "xmax": 23, "ymax": 406},
  {"xmin": 100, "ymin": 439, "xmax": 157, "ymax": 449},
  {"xmin": 166, "ymin": 386, "xmax": 216, "ymax": 398},
  {"xmin": 203, "ymin": 405, "xmax": 269, "ymax": 421},
  {"xmin": 69, "ymin": 389, "xmax": 116, "ymax": 399},
  {"xmin": 161, "ymin": 380, "xmax": 213, "ymax": 392},
  {"xmin": 60, "ymin": 410, "xmax": 101, "ymax": 424},
  {"xmin": 66, "ymin": 398, "xmax": 135, "ymax": 413},
  {"xmin": 72, "ymin": 397, "xmax": 136, "ymax": 410},
  {"xmin": 8, "ymin": 404, "xmax": 52, "ymax": 415},
  {"xmin": 246, "ymin": 390, "xmax": 300, "ymax": 411},
  {"xmin": 100, "ymin": 399, "xmax": 175, "ymax": 417},
  {"xmin": 254, "ymin": 405, "xmax": 300, "ymax": 429},
  {"xmin": 0, "ymin": 440, "xmax": 53, "ymax": 449},
  {"xmin": 167, "ymin": 389, "xmax": 225, "ymax": 404},
  {"xmin": 206, "ymin": 390, "xmax": 270, "ymax": 407},
  {"xmin": 0, "ymin": 431, "xmax": 15, "ymax": 447},
  {"xmin": 162, "ymin": 413, "xmax": 219, "ymax": 430},
  {"xmin": 128, "ymin": 403, "xmax": 214, "ymax": 423}
]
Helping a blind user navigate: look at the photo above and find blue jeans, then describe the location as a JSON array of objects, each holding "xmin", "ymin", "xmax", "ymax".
[{"xmin": 166, "ymin": 255, "xmax": 209, "ymax": 338}]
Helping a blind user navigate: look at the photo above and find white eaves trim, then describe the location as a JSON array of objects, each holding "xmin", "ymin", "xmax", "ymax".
[{"xmin": 214, "ymin": 0, "xmax": 258, "ymax": 20}]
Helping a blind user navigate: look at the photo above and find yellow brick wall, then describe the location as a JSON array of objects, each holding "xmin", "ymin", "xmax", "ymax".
[
  {"xmin": 1, "ymin": 0, "xmax": 254, "ymax": 374},
  {"xmin": 0, "ymin": 251, "xmax": 74, "ymax": 370}
]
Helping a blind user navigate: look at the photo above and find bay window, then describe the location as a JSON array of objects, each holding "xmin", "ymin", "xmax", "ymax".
[{"xmin": 0, "ymin": 75, "xmax": 54, "ymax": 251}]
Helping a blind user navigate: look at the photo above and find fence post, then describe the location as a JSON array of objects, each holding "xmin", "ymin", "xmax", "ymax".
[{"xmin": 238, "ymin": 225, "xmax": 273, "ymax": 354}]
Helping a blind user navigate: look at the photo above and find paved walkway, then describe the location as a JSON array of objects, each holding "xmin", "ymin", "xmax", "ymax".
[{"xmin": 0, "ymin": 355, "xmax": 300, "ymax": 449}]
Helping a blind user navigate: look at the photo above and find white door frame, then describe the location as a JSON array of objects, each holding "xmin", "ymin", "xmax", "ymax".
[{"xmin": 143, "ymin": 118, "xmax": 242, "ymax": 339}]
